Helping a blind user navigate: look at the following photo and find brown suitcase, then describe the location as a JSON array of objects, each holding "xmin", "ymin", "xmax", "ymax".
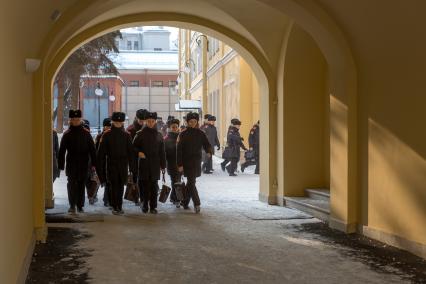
[
  {"xmin": 124, "ymin": 174, "xmax": 140, "ymax": 203},
  {"xmin": 174, "ymin": 177, "xmax": 187, "ymax": 201},
  {"xmin": 158, "ymin": 174, "xmax": 171, "ymax": 203}
]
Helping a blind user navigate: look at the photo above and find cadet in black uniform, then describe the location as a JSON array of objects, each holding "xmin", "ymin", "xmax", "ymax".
[
  {"xmin": 223, "ymin": 119, "xmax": 247, "ymax": 176},
  {"xmin": 241, "ymin": 120, "xmax": 260, "ymax": 174},
  {"xmin": 164, "ymin": 118, "xmax": 181, "ymax": 205},
  {"xmin": 177, "ymin": 112, "xmax": 212, "ymax": 213},
  {"xmin": 58, "ymin": 110, "xmax": 97, "ymax": 214},
  {"xmin": 127, "ymin": 109, "xmax": 148, "ymax": 206},
  {"xmin": 200, "ymin": 114, "xmax": 210, "ymax": 173},
  {"xmin": 97, "ymin": 112, "xmax": 136, "ymax": 215},
  {"xmin": 95, "ymin": 117, "xmax": 112, "ymax": 206},
  {"xmin": 133, "ymin": 112, "xmax": 166, "ymax": 214},
  {"xmin": 202, "ymin": 115, "xmax": 220, "ymax": 173}
]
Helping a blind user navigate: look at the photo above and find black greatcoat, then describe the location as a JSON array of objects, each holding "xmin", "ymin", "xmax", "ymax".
[
  {"xmin": 58, "ymin": 125, "xmax": 97, "ymax": 180},
  {"xmin": 133, "ymin": 127, "xmax": 166, "ymax": 181},
  {"xmin": 177, "ymin": 127, "xmax": 212, "ymax": 177},
  {"xmin": 164, "ymin": 132, "xmax": 179, "ymax": 173},
  {"xmin": 97, "ymin": 126, "xmax": 136, "ymax": 185},
  {"xmin": 226, "ymin": 126, "xmax": 247, "ymax": 159},
  {"xmin": 204, "ymin": 124, "xmax": 220, "ymax": 152},
  {"xmin": 248, "ymin": 124, "xmax": 260, "ymax": 156}
]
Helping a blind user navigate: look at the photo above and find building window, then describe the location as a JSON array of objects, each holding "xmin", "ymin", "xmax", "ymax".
[
  {"xmin": 127, "ymin": 41, "xmax": 132, "ymax": 50},
  {"xmin": 129, "ymin": 80, "xmax": 139, "ymax": 87},
  {"xmin": 134, "ymin": 41, "xmax": 139, "ymax": 50},
  {"xmin": 152, "ymin": 81, "xmax": 163, "ymax": 87},
  {"xmin": 154, "ymin": 47, "xmax": 162, "ymax": 51},
  {"xmin": 168, "ymin": 81, "xmax": 177, "ymax": 88}
]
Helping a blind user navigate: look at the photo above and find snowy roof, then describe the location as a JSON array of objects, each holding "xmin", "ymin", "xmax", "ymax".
[{"xmin": 109, "ymin": 51, "xmax": 178, "ymax": 71}]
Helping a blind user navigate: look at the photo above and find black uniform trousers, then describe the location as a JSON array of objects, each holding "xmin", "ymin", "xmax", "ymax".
[
  {"xmin": 168, "ymin": 170, "xmax": 181, "ymax": 202},
  {"xmin": 137, "ymin": 179, "xmax": 144, "ymax": 204},
  {"xmin": 142, "ymin": 180, "xmax": 158, "ymax": 210},
  {"xmin": 103, "ymin": 183, "xmax": 111, "ymax": 205},
  {"xmin": 202, "ymin": 151, "xmax": 214, "ymax": 172},
  {"xmin": 183, "ymin": 175, "xmax": 201, "ymax": 207},
  {"xmin": 109, "ymin": 174, "xmax": 125, "ymax": 211},
  {"xmin": 226, "ymin": 158, "xmax": 239, "ymax": 174},
  {"xmin": 242, "ymin": 159, "xmax": 259, "ymax": 174},
  {"xmin": 67, "ymin": 178, "xmax": 85, "ymax": 209}
]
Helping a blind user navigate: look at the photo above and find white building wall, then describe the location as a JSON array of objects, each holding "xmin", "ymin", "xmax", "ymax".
[{"xmin": 122, "ymin": 86, "xmax": 180, "ymax": 125}]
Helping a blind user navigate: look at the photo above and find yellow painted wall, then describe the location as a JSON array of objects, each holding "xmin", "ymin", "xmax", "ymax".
[
  {"xmin": 317, "ymin": 0, "xmax": 426, "ymax": 245},
  {"xmin": 283, "ymin": 24, "xmax": 329, "ymax": 196}
]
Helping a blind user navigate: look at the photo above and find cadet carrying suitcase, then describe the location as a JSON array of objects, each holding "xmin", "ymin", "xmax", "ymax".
[{"xmin": 158, "ymin": 174, "xmax": 171, "ymax": 203}]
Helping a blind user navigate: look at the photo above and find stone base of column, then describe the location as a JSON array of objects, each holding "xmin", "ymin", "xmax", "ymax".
[
  {"xmin": 17, "ymin": 231, "xmax": 36, "ymax": 284},
  {"xmin": 35, "ymin": 224, "xmax": 48, "ymax": 243},
  {"xmin": 259, "ymin": 192, "xmax": 278, "ymax": 205},
  {"xmin": 329, "ymin": 217, "xmax": 357, "ymax": 233},
  {"xmin": 362, "ymin": 226, "xmax": 426, "ymax": 260},
  {"xmin": 45, "ymin": 197, "xmax": 55, "ymax": 209}
]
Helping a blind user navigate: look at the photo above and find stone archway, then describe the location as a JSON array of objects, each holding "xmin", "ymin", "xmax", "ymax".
[
  {"xmin": 33, "ymin": 12, "xmax": 275, "ymax": 241},
  {"xmin": 32, "ymin": 0, "xmax": 357, "ymax": 241}
]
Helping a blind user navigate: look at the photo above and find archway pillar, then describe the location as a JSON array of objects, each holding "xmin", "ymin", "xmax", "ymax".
[
  {"xmin": 258, "ymin": 78, "xmax": 279, "ymax": 205},
  {"xmin": 328, "ymin": 72, "xmax": 358, "ymax": 233},
  {"xmin": 32, "ymin": 66, "xmax": 48, "ymax": 242}
]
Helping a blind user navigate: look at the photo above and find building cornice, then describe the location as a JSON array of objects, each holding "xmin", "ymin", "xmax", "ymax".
[{"xmin": 206, "ymin": 49, "xmax": 237, "ymax": 77}]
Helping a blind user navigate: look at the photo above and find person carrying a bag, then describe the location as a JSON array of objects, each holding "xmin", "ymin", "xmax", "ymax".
[
  {"xmin": 164, "ymin": 118, "xmax": 181, "ymax": 206},
  {"xmin": 177, "ymin": 112, "xmax": 212, "ymax": 213},
  {"xmin": 133, "ymin": 112, "xmax": 166, "ymax": 214}
]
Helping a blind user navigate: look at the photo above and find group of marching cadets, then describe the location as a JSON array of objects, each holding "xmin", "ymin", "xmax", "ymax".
[
  {"xmin": 57, "ymin": 108, "xmax": 213, "ymax": 215},
  {"xmin": 198, "ymin": 114, "xmax": 260, "ymax": 177}
]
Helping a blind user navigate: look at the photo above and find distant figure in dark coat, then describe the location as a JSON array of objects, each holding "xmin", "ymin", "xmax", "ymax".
[
  {"xmin": 133, "ymin": 112, "xmax": 166, "ymax": 214},
  {"xmin": 241, "ymin": 120, "xmax": 260, "ymax": 174},
  {"xmin": 156, "ymin": 117, "xmax": 167, "ymax": 137},
  {"xmin": 58, "ymin": 110, "xmax": 97, "ymax": 214},
  {"xmin": 95, "ymin": 117, "xmax": 112, "ymax": 206},
  {"xmin": 201, "ymin": 115, "xmax": 220, "ymax": 173},
  {"xmin": 127, "ymin": 109, "xmax": 148, "ymax": 140},
  {"xmin": 221, "ymin": 119, "xmax": 247, "ymax": 176},
  {"xmin": 177, "ymin": 112, "xmax": 212, "ymax": 213},
  {"xmin": 164, "ymin": 118, "xmax": 181, "ymax": 205},
  {"xmin": 52, "ymin": 130, "xmax": 60, "ymax": 183},
  {"xmin": 97, "ymin": 112, "xmax": 136, "ymax": 215}
]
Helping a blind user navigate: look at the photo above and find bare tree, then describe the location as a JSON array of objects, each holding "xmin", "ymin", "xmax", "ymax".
[{"xmin": 54, "ymin": 31, "xmax": 121, "ymax": 132}]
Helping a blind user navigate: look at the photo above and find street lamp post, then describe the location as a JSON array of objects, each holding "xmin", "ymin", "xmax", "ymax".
[
  {"xmin": 109, "ymin": 90, "xmax": 116, "ymax": 113},
  {"xmin": 95, "ymin": 82, "xmax": 104, "ymax": 134},
  {"xmin": 78, "ymin": 78, "xmax": 84, "ymax": 110}
]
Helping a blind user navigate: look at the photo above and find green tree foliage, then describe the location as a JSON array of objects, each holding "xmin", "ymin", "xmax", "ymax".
[{"xmin": 54, "ymin": 31, "xmax": 121, "ymax": 132}]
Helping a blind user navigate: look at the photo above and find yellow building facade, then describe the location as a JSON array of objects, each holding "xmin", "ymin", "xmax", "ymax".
[{"xmin": 178, "ymin": 29, "xmax": 260, "ymax": 145}]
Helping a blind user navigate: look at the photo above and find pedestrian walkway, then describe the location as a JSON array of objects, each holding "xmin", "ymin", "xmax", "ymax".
[{"xmin": 33, "ymin": 158, "xmax": 426, "ymax": 283}]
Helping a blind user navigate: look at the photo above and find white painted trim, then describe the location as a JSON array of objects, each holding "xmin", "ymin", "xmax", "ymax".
[
  {"xmin": 206, "ymin": 50, "xmax": 238, "ymax": 77},
  {"xmin": 362, "ymin": 226, "xmax": 426, "ymax": 259},
  {"xmin": 17, "ymin": 231, "xmax": 36, "ymax": 284}
]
